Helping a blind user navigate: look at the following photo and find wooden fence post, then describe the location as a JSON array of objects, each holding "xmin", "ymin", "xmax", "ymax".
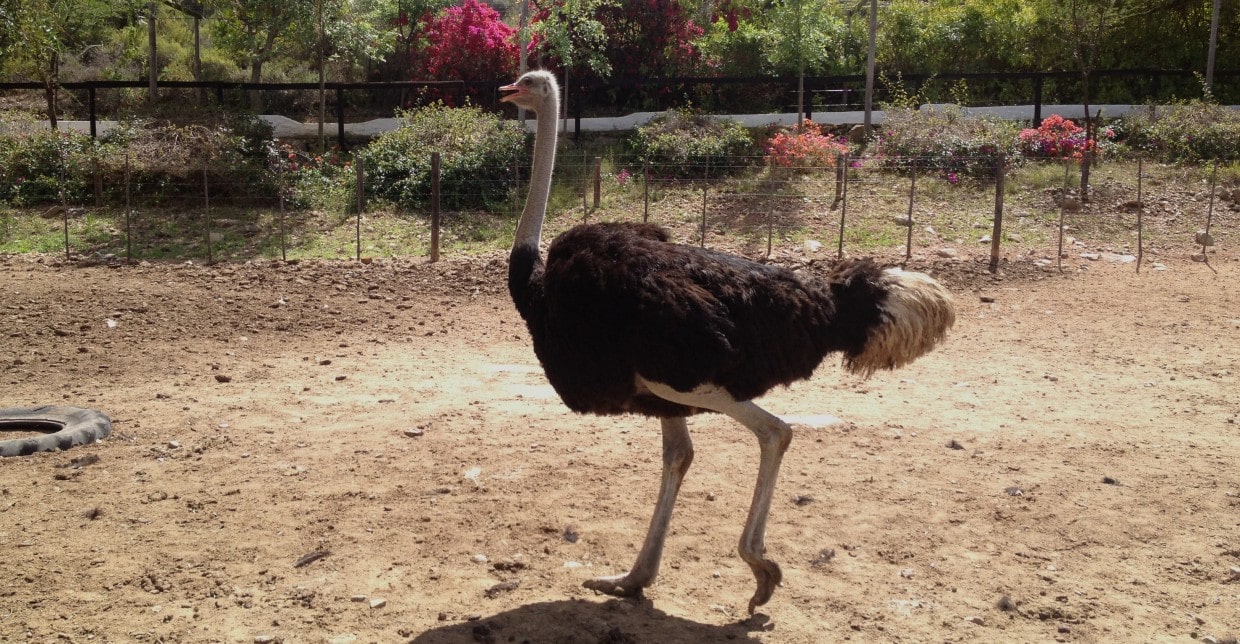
[
  {"xmin": 592, "ymin": 156, "xmax": 602, "ymax": 209},
  {"xmin": 989, "ymin": 155, "xmax": 1005, "ymax": 274},
  {"xmin": 278, "ymin": 164, "xmax": 287, "ymax": 262},
  {"xmin": 125, "ymin": 152, "xmax": 132, "ymax": 263},
  {"xmin": 700, "ymin": 186, "xmax": 707, "ymax": 248},
  {"xmin": 1136, "ymin": 159, "xmax": 1143, "ymax": 273},
  {"xmin": 905, "ymin": 169, "xmax": 917, "ymax": 261},
  {"xmin": 430, "ymin": 152, "xmax": 441, "ymax": 263},
  {"xmin": 1056, "ymin": 161, "xmax": 1070, "ymax": 273},
  {"xmin": 642, "ymin": 159, "xmax": 650, "ymax": 223},
  {"xmin": 204, "ymin": 160, "xmax": 212, "ymax": 264}
]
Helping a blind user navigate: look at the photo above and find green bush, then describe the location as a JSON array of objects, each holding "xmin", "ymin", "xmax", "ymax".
[
  {"xmin": 876, "ymin": 106, "xmax": 1022, "ymax": 179},
  {"xmin": 0, "ymin": 123, "xmax": 98, "ymax": 206},
  {"xmin": 360, "ymin": 103, "xmax": 525, "ymax": 211},
  {"xmin": 1119, "ymin": 101, "xmax": 1240, "ymax": 163},
  {"xmin": 629, "ymin": 109, "xmax": 760, "ymax": 180}
]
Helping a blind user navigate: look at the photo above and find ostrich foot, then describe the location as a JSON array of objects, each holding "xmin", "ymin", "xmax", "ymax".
[
  {"xmin": 745, "ymin": 557, "xmax": 783, "ymax": 614},
  {"xmin": 583, "ymin": 573, "xmax": 646, "ymax": 598}
]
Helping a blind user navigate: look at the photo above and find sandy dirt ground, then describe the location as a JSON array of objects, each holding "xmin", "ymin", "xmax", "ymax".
[{"xmin": 1, "ymin": 238, "xmax": 1238, "ymax": 643}]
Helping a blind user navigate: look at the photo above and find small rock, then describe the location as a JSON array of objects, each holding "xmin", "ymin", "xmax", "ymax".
[
  {"xmin": 368, "ymin": 598, "xmax": 386, "ymax": 609},
  {"xmin": 403, "ymin": 428, "xmax": 425, "ymax": 438},
  {"xmin": 899, "ymin": 568, "xmax": 915, "ymax": 579},
  {"xmin": 804, "ymin": 240, "xmax": 823, "ymax": 253},
  {"xmin": 254, "ymin": 637, "xmax": 276, "ymax": 644},
  {"xmin": 936, "ymin": 248, "xmax": 958, "ymax": 259},
  {"xmin": 968, "ymin": 615, "xmax": 986, "ymax": 626},
  {"xmin": 167, "ymin": 441, "xmax": 181, "ymax": 450},
  {"xmin": 947, "ymin": 439, "xmax": 965, "ymax": 450},
  {"xmin": 1080, "ymin": 252, "xmax": 1100, "ymax": 261},
  {"xmin": 334, "ymin": 375, "xmax": 347, "ymax": 381},
  {"xmin": 980, "ymin": 295, "xmax": 996, "ymax": 303},
  {"xmin": 214, "ymin": 374, "xmax": 233, "ymax": 383},
  {"xmin": 1102, "ymin": 476, "xmax": 1120, "ymax": 485},
  {"xmin": 891, "ymin": 216, "xmax": 913, "ymax": 227},
  {"xmin": 1060, "ymin": 197, "xmax": 1081, "ymax": 211},
  {"xmin": 978, "ymin": 235, "xmax": 992, "ymax": 244},
  {"xmin": 1196, "ymin": 230, "xmax": 1215, "ymax": 246},
  {"xmin": 350, "ymin": 595, "xmax": 366, "ymax": 602},
  {"xmin": 471, "ymin": 554, "xmax": 489, "ymax": 564}
]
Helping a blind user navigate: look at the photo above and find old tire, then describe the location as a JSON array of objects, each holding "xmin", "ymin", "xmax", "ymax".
[{"xmin": 0, "ymin": 406, "xmax": 112, "ymax": 457}]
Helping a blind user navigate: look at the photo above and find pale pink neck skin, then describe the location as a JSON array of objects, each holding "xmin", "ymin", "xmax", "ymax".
[{"xmin": 513, "ymin": 84, "xmax": 559, "ymax": 254}]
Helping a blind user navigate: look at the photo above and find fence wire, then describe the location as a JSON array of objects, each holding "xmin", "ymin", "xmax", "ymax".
[{"xmin": 1, "ymin": 149, "xmax": 1234, "ymax": 273}]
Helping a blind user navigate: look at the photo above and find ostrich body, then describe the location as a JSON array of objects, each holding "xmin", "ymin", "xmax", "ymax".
[{"xmin": 501, "ymin": 71, "xmax": 955, "ymax": 613}]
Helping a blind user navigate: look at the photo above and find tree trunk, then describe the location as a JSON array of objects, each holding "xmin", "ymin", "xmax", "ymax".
[
  {"xmin": 45, "ymin": 51, "xmax": 59, "ymax": 130},
  {"xmin": 249, "ymin": 62, "xmax": 264, "ymax": 112}
]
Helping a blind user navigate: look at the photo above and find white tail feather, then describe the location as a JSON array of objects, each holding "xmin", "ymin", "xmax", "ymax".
[{"xmin": 845, "ymin": 268, "xmax": 955, "ymax": 377}]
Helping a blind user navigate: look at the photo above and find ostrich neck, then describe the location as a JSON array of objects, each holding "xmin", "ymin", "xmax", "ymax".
[{"xmin": 513, "ymin": 96, "xmax": 560, "ymax": 253}]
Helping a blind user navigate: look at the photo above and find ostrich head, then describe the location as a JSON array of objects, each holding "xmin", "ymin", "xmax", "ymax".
[{"xmin": 500, "ymin": 70, "xmax": 560, "ymax": 113}]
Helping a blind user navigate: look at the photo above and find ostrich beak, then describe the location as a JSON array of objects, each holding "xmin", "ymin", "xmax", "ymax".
[{"xmin": 499, "ymin": 83, "xmax": 523, "ymax": 103}]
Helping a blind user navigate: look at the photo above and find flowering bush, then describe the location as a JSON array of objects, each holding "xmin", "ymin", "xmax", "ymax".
[
  {"xmin": 417, "ymin": 0, "xmax": 517, "ymax": 94},
  {"xmin": 1017, "ymin": 114, "xmax": 1114, "ymax": 161},
  {"xmin": 765, "ymin": 121, "xmax": 849, "ymax": 172}
]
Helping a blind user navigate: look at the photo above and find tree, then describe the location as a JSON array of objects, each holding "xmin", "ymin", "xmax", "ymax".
[
  {"xmin": 206, "ymin": 0, "xmax": 312, "ymax": 110},
  {"xmin": 529, "ymin": 0, "xmax": 616, "ymax": 130},
  {"xmin": 306, "ymin": 0, "xmax": 395, "ymax": 148},
  {"xmin": 0, "ymin": 0, "xmax": 142, "ymax": 128}
]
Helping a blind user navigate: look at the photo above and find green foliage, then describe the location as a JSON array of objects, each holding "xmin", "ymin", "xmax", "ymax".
[
  {"xmin": 1119, "ymin": 101, "xmax": 1240, "ymax": 163},
  {"xmin": 0, "ymin": 127, "xmax": 97, "ymax": 205},
  {"xmin": 360, "ymin": 103, "xmax": 525, "ymax": 211},
  {"xmin": 629, "ymin": 109, "xmax": 760, "ymax": 180},
  {"xmin": 0, "ymin": 114, "xmax": 277, "ymax": 207},
  {"xmin": 876, "ymin": 105, "xmax": 1021, "ymax": 179}
]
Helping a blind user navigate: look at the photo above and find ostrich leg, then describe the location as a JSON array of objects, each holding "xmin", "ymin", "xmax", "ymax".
[
  {"xmin": 585, "ymin": 416, "xmax": 694, "ymax": 596},
  {"xmin": 639, "ymin": 379, "xmax": 792, "ymax": 614}
]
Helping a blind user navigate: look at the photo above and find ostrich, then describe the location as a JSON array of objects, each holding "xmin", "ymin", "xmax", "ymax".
[{"xmin": 500, "ymin": 70, "xmax": 955, "ymax": 613}]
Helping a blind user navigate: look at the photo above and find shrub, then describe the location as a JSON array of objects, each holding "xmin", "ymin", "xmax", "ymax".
[
  {"xmin": 274, "ymin": 143, "xmax": 353, "ymax": 211},
  {"xmin": 1018, "ymin": 114, "xmax": 1116, "ymax": 161},
  {"xmin": 98, "ymin": 116, "xmax": 277, "ymax": 204},
  {"xmin": 629, "ymin": 109, "xmax": 759, "ymax": 179},
  {"xmin": 876, "ymin": 105, "xmax": 1021, "ymax": 179},
  {"xmin": 1119, "ymin": 101, "xmax": 1240, "ymax": 163},
  {"xmin": 0, "ymin": 127, "xmax": 97, "ymax": 206},
  {"xmin": 765, "ymin": 120, "xmax": 850, "ymax": 172},
  {"xmin": 360, "ymin": 102, "xmax": 525, "ymax": 211}
]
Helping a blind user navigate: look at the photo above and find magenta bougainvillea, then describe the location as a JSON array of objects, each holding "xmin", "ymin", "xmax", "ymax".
[{"xmin": 418, "ymin": 0, "xmax": 518, "ymax": 83}]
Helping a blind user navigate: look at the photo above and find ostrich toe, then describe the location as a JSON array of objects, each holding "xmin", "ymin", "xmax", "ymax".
[
  {"xmin": 746, "ymin": 558, "xmax": 783, "ymax": 614},
  {"xmin": 583, "ymin": 573, "xmax": 645, "ymax": 598}
]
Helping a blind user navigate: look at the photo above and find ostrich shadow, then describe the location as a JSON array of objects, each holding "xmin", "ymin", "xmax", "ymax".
[{"xmin": 410, "ymin": 596, "xmax": 770, "ymax": 643}]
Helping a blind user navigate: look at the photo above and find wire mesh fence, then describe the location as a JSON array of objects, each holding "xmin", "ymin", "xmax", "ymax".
[{"xmin": 1, "ymin": 146, "xmax": 1234, "ymax": 273}]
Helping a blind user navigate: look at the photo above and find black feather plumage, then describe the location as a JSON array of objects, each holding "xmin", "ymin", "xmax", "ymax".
[{"xmin": 509, "ymin": 222, "xmax": 891, "ymax": 417}]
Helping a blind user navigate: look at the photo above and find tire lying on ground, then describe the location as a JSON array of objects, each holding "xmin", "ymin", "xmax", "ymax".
[{"xmin": 0, "ymin": 406, "xmax": 112, "ymax": 457}]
